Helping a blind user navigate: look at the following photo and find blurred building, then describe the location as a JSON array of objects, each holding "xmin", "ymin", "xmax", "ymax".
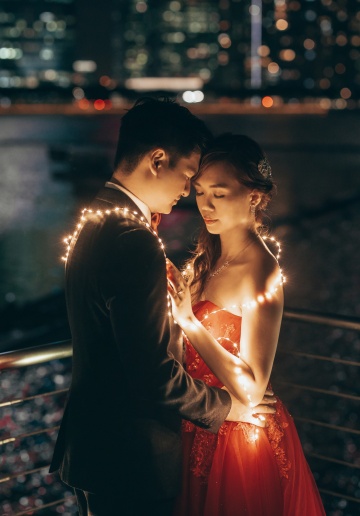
[
  {"xmin": 0, "ymin": 0, "xmax": 76, "ymax": 93},
  {"xmin": 261, "ymin": 0, "xmax": 360, "ymax": 100},
  {"xmin": 0, "ymin": 0, "xmax": 359, "ymax": 102},
  {"xmin": 93, "ymin": 0, "xmax": 360, "ymax": 100},
  {"xmin": 110, "ymin": 0, "xmax": 250, "ymax": 93}
]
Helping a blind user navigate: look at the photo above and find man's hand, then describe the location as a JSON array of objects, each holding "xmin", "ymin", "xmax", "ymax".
[{"xmin": 225, "ymin": 389, "xmax": 277, "ymax": 428}]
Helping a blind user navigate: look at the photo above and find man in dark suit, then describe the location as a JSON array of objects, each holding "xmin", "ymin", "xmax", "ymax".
[{"xmin": 50, "ymin": 98, "xmax": 275, "ymax": 515}]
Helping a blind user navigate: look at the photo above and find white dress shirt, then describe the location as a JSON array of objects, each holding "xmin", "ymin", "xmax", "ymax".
[{"xmin": 105, "ymin": 181, "xmax": 152, "ymax": 224}]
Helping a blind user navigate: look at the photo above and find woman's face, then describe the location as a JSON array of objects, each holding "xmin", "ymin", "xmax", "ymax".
[{"xmin": 194, "ymin": 161, "xmax": 253, "ymax": 235}]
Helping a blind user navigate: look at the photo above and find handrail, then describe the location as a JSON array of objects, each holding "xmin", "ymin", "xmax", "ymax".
[
  {"xmin": 283, "ymin": 307, "xmax": 360, "ymax": 331},
  {"xmin": 293, "ymin": 416, "xmax": 360, "ymax": 436},
  {"xmin": 0, "ymin": 308, "xmax": 359, "ymax": 371},
  {"xmin": 277, "ymin": 349, "xmax": 360, "ymax": 367},
  {"xmin": 0, "ymin": 340, "xmax": 72, "ymax": 370},
  {"xmin": 318, "ymin": 489, "xmax": 360, "ymax": 505},
  {"xmin": 0, "ymin": 425, "xmax": 60, "ymax": 447},
  {"xmin": 0, "ymin": 388, "xmax": 69, "ymax": 408},
  {"xmin": 275, "ymin": 380, "xmax": 360, "ymax": 401},
  {"xmin": 1, "ymin": 307, "xmax": 359, "ymax": 513},
  {"xmin": 0, "ymin": 465, "xmax": 51, "ymax": 484},
  {"xmin": 306, "ymin": 452, "xmax": 360, "ymax": 469},
  {"xmin": 14, "ymin": 497, "xmax": 76, "ymax": 516}
]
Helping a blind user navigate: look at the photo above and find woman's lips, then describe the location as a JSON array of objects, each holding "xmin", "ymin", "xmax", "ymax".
[{"xmin": 203, "ymin": 218, "xmax": 218, "ymax": 225}]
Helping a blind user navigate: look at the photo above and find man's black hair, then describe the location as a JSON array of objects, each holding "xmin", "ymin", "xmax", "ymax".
[{"xmin": 113, "ymin": 97, "xmax": 212, "ymax": 174}]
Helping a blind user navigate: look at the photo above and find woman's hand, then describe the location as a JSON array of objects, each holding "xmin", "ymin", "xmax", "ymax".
[
  {"xmin": 224, "ymin": 388, "xmax": 277, "ymax": 427},
  {"xmin": 166, "ymin": 259, "xmax": 197, "ymax": 329}
]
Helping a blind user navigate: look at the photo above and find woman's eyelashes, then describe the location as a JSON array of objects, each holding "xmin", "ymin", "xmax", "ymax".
[{"xmin": 195, "ymin": 191, "xmax": 225, "ymax": 198}]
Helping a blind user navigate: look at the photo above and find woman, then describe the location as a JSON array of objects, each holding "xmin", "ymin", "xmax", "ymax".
[{"xmin": 167, "ymin": 134, "xmax": 325, "ymax": 516}]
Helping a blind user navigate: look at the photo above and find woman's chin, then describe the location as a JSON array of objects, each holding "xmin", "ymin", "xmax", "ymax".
[{"xmin": 206, "ymin": 226, "xmax": 220, "ymax": 235}]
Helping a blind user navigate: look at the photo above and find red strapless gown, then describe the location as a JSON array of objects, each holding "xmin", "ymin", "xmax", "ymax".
[{"xmin": 174, "ymin": 300, "xmax": 325, "ymax": 516}]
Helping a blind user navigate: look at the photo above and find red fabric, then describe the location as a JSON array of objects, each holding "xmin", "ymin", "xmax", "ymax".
[{"xmin": 175, "ymin": 300, "xmax": 325, "ymax": 516}]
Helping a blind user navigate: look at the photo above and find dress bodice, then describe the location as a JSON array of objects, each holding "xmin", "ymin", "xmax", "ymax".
[{"xmin": 184, "ymin": 300, "xmax": 242, "ymax": 388}]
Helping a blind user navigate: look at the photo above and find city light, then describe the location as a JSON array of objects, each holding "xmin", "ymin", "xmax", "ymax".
[
  {"xmin": 262, "ymin": 96, "xmax": 274, "ymax": 108},
  {"xmin": 250, "ymin": 0, "xmax": 262, "ymax": 89},
  {"xmin": 73, "ymin": 61, "xmax": 97, "ymax": 73},
  {"xmin": 125, "ymin": 77, "xmax": 203, "ymax": 91},
  {"xmin": 93, "ymin": 99, "xmax": 105, "ymax": 110},
  {"xmin": 0, "ymin": 1, "xmax": 359, "ymax": 108},
  {"xmin": 182, "ymin": 90, "xmax": 204, "ymax": 103}
]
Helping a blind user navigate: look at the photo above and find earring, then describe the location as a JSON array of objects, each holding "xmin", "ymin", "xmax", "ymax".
[{"xmin": 250, "ymin": 204, "xmax": 256, "ymax": 215}]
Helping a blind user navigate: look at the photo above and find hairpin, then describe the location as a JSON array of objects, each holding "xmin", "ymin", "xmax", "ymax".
[{"xmin": 258, "ymin": 157, "xmax": 272, "ymax": 178}]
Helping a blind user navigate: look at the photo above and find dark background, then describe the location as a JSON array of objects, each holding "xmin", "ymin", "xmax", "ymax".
[{"xmin": 0, "ymin": 0, "xmax": 359, "ymax": 514}]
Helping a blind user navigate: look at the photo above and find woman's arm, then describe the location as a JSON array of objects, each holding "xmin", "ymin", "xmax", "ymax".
[{"xmin": 167, "ymin": 260, "xmax": 283, "ymax": 407}]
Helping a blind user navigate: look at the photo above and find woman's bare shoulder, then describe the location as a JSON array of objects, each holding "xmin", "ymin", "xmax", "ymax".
[{"xmin": 242, "ymin": 239, "xmax": 282, "ymax": 295}]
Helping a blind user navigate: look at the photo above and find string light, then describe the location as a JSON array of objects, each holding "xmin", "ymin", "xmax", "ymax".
[
  {"xmin": 184, "ymin": 233, "xmax": 286, "ymax": 441},
  {"xmin": 62, "ymin": 206, "xmax": 171, "ymax": 316},
  {"xmin": 192, "ymin": 235, "xmax": 285, "ymax": 318},
  {"xmin": 63, "ymin": 210, "xmax": 285, "ymax": 432},
  {"xmin": 63, "ymin": 210, "xmax": 285, "ymax": 316},
  {"xmin": 62, "ymin": 206, "xmax": 165, "ymax": 262}
]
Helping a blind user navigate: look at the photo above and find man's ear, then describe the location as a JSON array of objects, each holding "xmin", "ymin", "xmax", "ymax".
[{"xmin": 149, "ymin": 148, "xmax": 167, "ymax": 176}]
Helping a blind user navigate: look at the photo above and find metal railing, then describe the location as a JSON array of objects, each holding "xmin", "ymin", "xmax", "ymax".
[{"xmin": 1, "ymin": 307, "xmax": 359, "ymax": 514}]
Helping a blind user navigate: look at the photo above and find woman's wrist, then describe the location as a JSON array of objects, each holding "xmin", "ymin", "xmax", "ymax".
[{"xmin": 177, "ymin": 314, "xmax": 200, "ymax": 332}]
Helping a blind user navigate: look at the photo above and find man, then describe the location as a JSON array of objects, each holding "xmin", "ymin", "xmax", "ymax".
[{"xmin": 50, "ymin": 98, "xmax": 275, "ymax": 515}]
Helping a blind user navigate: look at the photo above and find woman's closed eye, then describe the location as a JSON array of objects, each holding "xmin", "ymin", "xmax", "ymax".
[{"xmin": 195, "ymin": 191, "xmax": 225, "ymax": 198}]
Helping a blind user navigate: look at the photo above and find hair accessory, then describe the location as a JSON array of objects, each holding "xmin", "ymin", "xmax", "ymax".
[{"xmin": 258, "ymin": 157, "xmax": 272, "ymax": 179}]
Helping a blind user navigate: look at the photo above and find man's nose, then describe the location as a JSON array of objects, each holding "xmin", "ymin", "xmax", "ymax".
[{"xmin": 181, "ymin": 180, "xmax": 191, "ymax": 197}]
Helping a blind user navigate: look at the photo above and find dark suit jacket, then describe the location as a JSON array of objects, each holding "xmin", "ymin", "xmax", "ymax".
[{"xmin": 50, "ymin": 186, "xmax": 231, "ymax": 500}]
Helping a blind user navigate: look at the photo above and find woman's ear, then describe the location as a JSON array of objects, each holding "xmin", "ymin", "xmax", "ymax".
[
  {"xmin": 250, "ymin": 191, "xmax": 262, "ymax": 208},
  {"xmin": 149, "ymin": 148, "xmax": 167, "ymax": 177}
]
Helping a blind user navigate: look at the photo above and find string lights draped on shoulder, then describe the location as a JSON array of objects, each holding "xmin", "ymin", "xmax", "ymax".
[{"xmin": 62, "ymin": 208, "xmax": 285, "ymax": 318}]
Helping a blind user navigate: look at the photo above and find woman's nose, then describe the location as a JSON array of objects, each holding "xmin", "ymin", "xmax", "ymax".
[{"xmin": 198, "ymin": 195, "xmax": 214, "ymax": 211}]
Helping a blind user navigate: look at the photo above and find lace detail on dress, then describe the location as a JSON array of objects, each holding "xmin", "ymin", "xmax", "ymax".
[
  {"xmin": 181, "ymin": 421, "xmax": 230, "ymax": 482},
  {"xmin": 182, "ymin": 420, "xmax": 259, "ymax": 483},
  {"xmin": 189, "ymin": 429, "xmax": 218, "ymax": 482},
  {"xmin": 266, "ymin": 409, "xmax": 292, "ymax": 479},
  {"xmin": 220, "ymin": 322, "xmax": 235, "ymax": 339},
  {"xmin": 187, "ymin": 352, "xmax": 200, "ymax": 372},
  {"xmin": 202, "ymin": 373, "xmax": 217, "ymax": 386},
  {"xmin": 234, "ymin": 422, "xmax": 262, "ymax": 443},
  {"xmin": 182, "ymin": 412, "xmax": 291, "ymax": 485}
]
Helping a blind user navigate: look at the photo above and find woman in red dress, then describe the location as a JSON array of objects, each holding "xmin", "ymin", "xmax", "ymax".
[{"xmin": 167, "ymin": 134, "xmax": 325, "ymax": 516}]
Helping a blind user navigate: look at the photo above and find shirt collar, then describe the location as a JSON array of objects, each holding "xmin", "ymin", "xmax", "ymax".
[{"xmin": 105, "ymin": 181, "xmax": 152, "ymax": 224}]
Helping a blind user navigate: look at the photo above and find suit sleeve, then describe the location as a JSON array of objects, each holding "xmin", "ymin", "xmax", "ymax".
[{"xmin": 99, "ymin": 226, "xmax": 231, "ymax": 433}]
